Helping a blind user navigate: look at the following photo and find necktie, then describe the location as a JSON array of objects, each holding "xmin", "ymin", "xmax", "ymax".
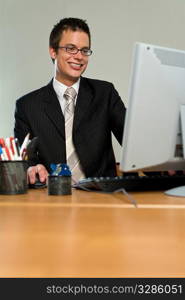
[{"xmin": 64, "ymin": 87, "xmax": 84, "ymax": 183}]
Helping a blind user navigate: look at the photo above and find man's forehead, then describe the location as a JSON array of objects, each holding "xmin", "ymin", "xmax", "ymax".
[{"xmin": 59, "ymin": 29, "xmax": 90, "ymax": 45}]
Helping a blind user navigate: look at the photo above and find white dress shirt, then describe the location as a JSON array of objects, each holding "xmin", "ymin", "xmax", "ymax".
[{"xmin": 53, "ymin": 77, "xmax": 80, "ymax": 114}]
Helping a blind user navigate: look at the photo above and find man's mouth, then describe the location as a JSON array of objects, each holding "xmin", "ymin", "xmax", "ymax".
[{"xmin": 69, "ymin": 62, "xmax": 83, "ymax": 70}]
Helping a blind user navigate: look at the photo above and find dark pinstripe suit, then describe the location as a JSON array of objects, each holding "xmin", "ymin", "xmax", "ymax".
[{"xmin": 14, "ymin": 77, "xmax": 126, "ymax": 177}]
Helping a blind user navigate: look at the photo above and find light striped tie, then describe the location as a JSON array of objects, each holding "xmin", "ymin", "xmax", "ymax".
[{"xmin": 64, "ymin": 87, "xmax": 84, "ymax": 183}]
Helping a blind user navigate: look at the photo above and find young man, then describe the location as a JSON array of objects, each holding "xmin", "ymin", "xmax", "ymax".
[{"xmin": 14, "ymin": 18, "xmax": 126, "ymax": 184}]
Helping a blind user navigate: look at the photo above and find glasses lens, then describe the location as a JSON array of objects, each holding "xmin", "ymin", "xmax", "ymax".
[
  {"xmin": 64, "ymin": 46, "xmax": 92, "ymax": 56},
  {"xmin": 82, "ymin": 49, "xmax": 92, "ymax": 56},
  {"xmin": 66, "ymin": 46, "xmax": 78, "ymax": 54}
]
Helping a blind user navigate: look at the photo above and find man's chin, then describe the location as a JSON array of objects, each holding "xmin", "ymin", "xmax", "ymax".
[{"xmin": 69, "ymin": 71, "xmax": 85, "ymax": 81}]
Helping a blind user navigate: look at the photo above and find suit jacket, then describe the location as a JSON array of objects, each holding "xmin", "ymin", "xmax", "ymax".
[{"xmin": 14, "ymin": 77, "xmax": 126, "ymax": 177}]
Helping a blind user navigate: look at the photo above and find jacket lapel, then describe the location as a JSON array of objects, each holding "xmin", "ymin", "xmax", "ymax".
[
  {"xmin": 43, "ymin": 81, "xmax": 65, "ymax": 139},
  {"xmin": 42, "ymin": 78, "xmax": 92, "ymax": 138},
  {"xmin": 73, "ymin": 77, "xmax": 93, "ymax": 131}
]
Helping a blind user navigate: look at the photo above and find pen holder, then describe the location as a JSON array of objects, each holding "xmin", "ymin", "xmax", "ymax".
[
  {"xmin": 0, "ymin": 161, "xmax": 28, "ymax": 195},
  {"xmin": 48, "ymin": 175, "xmax": 72, "ymax": 195}
]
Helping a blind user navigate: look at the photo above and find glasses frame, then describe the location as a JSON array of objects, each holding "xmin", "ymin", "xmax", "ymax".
[{"xmin": 57, "ymin": 46, "xmax": 93, "ymax": 56}]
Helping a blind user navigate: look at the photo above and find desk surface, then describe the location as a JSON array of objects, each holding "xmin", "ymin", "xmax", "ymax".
[{"xmin": 0, "ymin": 188, "xmax": 185, "ymax": 278}]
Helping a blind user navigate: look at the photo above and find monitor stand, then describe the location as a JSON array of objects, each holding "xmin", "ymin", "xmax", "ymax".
[{"xmin": 165, "ymin": 105, "xmax": 185, "ymax": 197}]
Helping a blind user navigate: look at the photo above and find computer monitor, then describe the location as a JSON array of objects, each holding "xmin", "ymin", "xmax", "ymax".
[{"xmin": 120, "ymin": 42, "xmax": 185, "ymax": 196}]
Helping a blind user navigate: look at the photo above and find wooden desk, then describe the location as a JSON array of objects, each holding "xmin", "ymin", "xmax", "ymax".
[{"xmin": 0, "ymin": 188, "xmax": 185, "ymax": 278}]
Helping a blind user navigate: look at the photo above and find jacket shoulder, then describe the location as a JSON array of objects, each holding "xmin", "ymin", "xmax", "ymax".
[
  {"xmin": 82, "ymin": 77, "xmax": 114, "ymax": 89},
  {"xmin": 16, "ymin": 82, "xmax": 51, "ymax": 104}
]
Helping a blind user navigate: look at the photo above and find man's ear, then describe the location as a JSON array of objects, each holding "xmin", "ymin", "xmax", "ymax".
[{"xmin": 49, "ymin": 47, "xmax": 57, "ymax": 60}]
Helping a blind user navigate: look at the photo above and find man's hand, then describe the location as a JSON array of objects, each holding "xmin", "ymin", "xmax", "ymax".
[{"xmin": 27, "ymin": 164, "xmax": 48, "ymax": 184}]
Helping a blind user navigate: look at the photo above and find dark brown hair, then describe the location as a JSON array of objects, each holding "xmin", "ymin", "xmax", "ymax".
[{"xmin": 49, "ymin": 17, "xmax": 91, "ymax": 51}]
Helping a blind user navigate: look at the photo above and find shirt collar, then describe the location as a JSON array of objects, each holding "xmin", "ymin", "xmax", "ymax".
[{"xmin": 53, "ymin": 77, "xmax": 80, "ymax": 99}]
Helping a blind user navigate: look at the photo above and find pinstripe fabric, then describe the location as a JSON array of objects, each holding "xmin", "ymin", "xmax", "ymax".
[
  {"xmin": 14, "ymin": 78, "xmax": 126, "ymax": 178},
  {"xmin": 64, "ymin": 87, "xmax": 84, "ymax": 183}
]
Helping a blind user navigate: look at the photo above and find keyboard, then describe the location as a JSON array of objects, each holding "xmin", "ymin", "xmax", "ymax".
[{"xmin": 74, "ymin": 173, "xmax": 185, "ymax": 192}]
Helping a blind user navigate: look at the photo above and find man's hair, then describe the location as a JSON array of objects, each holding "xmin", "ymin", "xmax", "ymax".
[{"xmin": 49, "ymin": 17, "xmax": 91, "ymax": 51}]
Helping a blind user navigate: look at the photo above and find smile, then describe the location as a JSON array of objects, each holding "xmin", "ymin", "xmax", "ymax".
[{"xmin": 69, "ymin": 62, "xmax": 83, "ymax": 69}]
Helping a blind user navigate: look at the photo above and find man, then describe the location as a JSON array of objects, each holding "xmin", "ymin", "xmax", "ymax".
[{"xmin": 14, "ymin": 18, "xmax": 126, "ymax": 184}]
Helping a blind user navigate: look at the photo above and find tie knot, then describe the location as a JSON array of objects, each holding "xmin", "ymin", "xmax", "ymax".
[{"xmin": 64, "ymin": 87, "xmax": 77, "ymax": 101}]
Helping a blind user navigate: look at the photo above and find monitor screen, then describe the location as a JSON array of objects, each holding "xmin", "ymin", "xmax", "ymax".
[{"xmin": 120, "ymin": 42, "xmax": 185, "ymax": 175}]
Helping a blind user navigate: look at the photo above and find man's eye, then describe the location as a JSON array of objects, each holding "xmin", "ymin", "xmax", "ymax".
[{"xmin": 67, "ymin": 46, "xmax": 76, "ymax": 51}]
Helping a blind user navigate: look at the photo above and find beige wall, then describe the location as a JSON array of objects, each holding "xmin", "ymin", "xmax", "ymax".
[{"xmin": 1, "ymin": 0, "xmax": 185, "ymax": 160}]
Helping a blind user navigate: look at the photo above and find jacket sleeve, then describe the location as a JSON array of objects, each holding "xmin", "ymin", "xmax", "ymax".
[
  {"xmin": 14, "ymin": 99, "xmax": 39, "ymax": 166},
  {"xmin": 108, "ymin": 83, "xmax": 126, "ymax": 145}
]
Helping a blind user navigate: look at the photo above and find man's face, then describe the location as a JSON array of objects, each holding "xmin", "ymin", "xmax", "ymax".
[{"xmin": 50, "ymin": 29, "xmax": 90, "ymax": 86}]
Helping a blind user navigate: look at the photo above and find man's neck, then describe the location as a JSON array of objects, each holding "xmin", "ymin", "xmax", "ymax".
[
  {"xmin": 55, "ymin": 75, "xmax": 80, "ymax": 87},
  {"xmin": 53, "ymin": 77, "xmax": 81, "ymax": 92}
]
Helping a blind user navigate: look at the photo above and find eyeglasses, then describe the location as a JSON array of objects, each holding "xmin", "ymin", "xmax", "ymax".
[{"xmin": 57, "ymin": 45, "xmax": 93, "ymax": 56}]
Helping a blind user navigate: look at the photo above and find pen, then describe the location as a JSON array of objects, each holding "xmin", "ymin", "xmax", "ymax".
[
  {"xmin": 11, "ymin": 137, "xmax": 21, "ymax": 160},
  {"xmin": 0, "ymin": 138, "xmax": 5, "ymax": 148},
  {"xmin": 4, "ymin": 145, "xmax": 12, "ymax": 160},
  {"xmin": 5, "ymin": 138, "xmax": 14, "ymax": 160},
  {"xmin": 14, "ymin": 138, "xmax": 21, "ymax": 159},
  {"xmin": 9, "ymin": 137, "xmax": 16, "ymax": 159},
  {"xmin": 0, "ymin": 146, "xmax": 4, "ymax": 160},
  {"xmin": 0, "ymin": 139, "xmax": 11, "ymax": 160},
  {"xmin": 1, "ymin": 147, "xmax": 9, "ymax": 160},
  {"xmin": 20, "ymin": 133, "xmax": 30, "ymax": 158}
]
